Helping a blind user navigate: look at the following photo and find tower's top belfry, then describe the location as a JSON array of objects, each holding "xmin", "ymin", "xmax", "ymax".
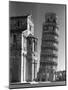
[{"xmin": 45, "ymin": 12, "xmax": 57, "ymax": 23}]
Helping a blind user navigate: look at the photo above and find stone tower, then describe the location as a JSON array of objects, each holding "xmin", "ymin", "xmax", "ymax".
[{"xmin": 37, "ymin": 13, "xmax": 59, "ymax": 82}]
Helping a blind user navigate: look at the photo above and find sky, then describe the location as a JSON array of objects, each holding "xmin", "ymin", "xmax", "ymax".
[{"xmin": 9, "ymin": 1, "xmax": 66, "ymax": 71}]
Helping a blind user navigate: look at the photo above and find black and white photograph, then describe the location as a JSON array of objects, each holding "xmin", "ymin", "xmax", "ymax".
[{"xmin": 9, "ymin": 1, "xmax": 66, "ymax": 89}]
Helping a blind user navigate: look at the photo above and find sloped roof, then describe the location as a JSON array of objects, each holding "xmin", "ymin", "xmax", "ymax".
[
  {"xmin": 27, "ymin": 34, "xmax": 38, "ymax": 40},
  {"xmin": 10, "ymin": 14, "xmax": 30, "ymax": 19}
]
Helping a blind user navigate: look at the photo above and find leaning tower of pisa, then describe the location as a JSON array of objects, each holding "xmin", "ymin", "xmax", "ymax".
[{"xmin": 37, "ymin": 13, "xmax": 59, "ymax": 82}]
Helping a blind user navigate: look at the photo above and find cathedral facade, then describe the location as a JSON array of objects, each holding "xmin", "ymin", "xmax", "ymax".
[{"xmin": 10, "ymin": 15, "xmax": 38, "ymax": 83}]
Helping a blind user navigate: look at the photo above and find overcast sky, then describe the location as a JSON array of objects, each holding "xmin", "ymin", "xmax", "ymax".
[{"xmin": 9, "ymin": 1, "xmax": 66, "ymax": 71}]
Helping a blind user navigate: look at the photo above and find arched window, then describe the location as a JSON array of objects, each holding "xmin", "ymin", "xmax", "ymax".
[{"xmin": 13, "ymin": 34, "xmax": 16, "ymax": 42}]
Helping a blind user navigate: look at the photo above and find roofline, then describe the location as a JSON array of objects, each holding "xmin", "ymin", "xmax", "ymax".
[{"xmin": 10, "ymin": 14, "xmax": 31, "ymax": 19}]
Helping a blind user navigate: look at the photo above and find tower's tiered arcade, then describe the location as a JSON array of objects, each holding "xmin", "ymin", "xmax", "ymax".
[{"xmin": 37, "ymin": 13, "xmax": 59, "ymax": 81}]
